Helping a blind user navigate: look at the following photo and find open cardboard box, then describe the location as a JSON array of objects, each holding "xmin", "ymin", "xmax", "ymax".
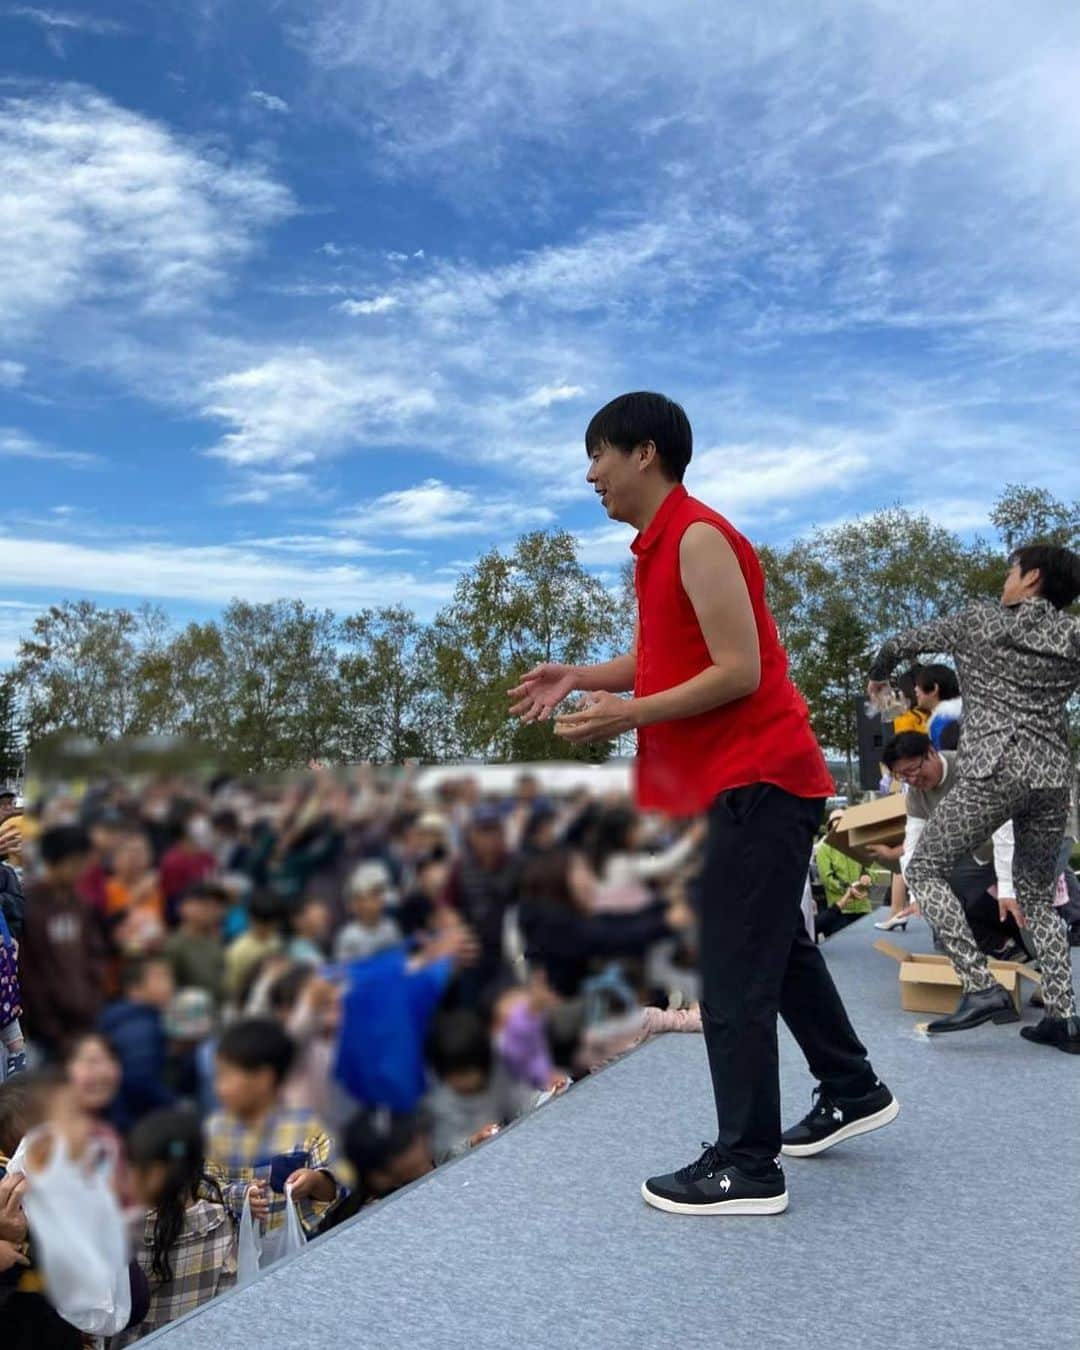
[
  {"xmin": 874, "ymin": 939, "xmax": 1042, "ymax": 1014},
  {"xmin": 827, "ymin": 795, "xmax": 907, "ymax": 867}
]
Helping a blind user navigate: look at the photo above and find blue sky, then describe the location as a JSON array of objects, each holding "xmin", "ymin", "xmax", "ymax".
[{"xmin": 3, "ymin": 0, "xmax": 1080, "ymax": 660}]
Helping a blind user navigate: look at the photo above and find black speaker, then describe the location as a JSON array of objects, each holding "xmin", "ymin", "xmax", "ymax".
[{"xmin": 854, "ymin": 698, "xmax": 892, "ymax": 792}]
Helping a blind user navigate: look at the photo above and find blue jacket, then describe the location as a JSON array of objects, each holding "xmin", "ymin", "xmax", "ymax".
[{"xmin": 99, "ymin": 1000, "xmax": 174, "ymax": 1132}]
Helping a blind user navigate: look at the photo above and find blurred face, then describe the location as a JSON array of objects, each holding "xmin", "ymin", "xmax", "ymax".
[
  {"xmin": 890, "ymin": 750, "xmax": 943, "ymax": 792},
  {"xmin": 116, "ymin": 833, "xmax": 153, "ymax": 877},
  {"xmin": 0, "ymin": 797, "xmax": 17, "ymax": 822},
  {"xmin": 297, "ymin": 900, "xmax": 332, "ymax": 942},
  {"xmin": 214, "ymin": 1058, "xmax": 274, "ymax": 1119},
  {"xmin": 914, "ymin": 683, "xmax": 938, "ymax": 712},
  {"xmin": 419, "ymin": 859, "xmax": 450, "ymax": 898},
  {"xmin": 137, "ymin": 961, "xmax": 175, "ymax": 1010},
  {"xmin": 68, "ymin": 1036, "xmax": 122, "ymax": 1114},
  {"xmin": 444, "ymin": 1066, "xmax": 489, "ymax": 1095},
  {"xmin": 53, "ymin": 851, "xmax": 92, "ymax": 888},
  {"xmin": 132, "ymin": 1160, "xmax": 170, "ymax": 1209},
  {"xmin": 352, "ymin": 887, "xmax": 386, "ymax": 927},
  {"xmin": 469, "ymin": 823, "xmax": 504, "ymax": 865},
  {"xmin": 372, "ymin": 1135, "xmax": 434, "ymax": 1197},
  {"xmin": 182, "ymin": 896, "xmax": 224, "ymax": 934}
]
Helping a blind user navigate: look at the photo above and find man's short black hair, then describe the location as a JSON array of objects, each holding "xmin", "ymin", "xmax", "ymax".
[
  {"xmin": 1009, "ymin": 543, "xmax": 1080, "ymax": 611},
  {"xmin": 585, "ymin": 391, "xmax": 693, "ymax": 483},
  {"xmin": 882, "ymin": 731, "xmax": 933, "ymax": 769},
  {"xmin": 425, "ymin": 1009, "xmax": 492, "ymax": 1080},
  {"xmin": 216, "ymin": 1017, "xmax": 295, "ymax": 1085},
  {"xmin": 39, "ymin": 824, "xmax": 92, "ymax": 866},
  {"xmin": 915, "ymin": 663, "xmax": 960, "ymax": 702}
]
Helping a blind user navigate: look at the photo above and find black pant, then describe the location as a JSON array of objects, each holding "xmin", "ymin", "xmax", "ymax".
[
  {"xmin": 815, "ymin": 906, "xmax": 865, "ymax": 940},
  {"xmin": 698, "ymin": 784, "xmax": 877, "ymax": 1173}
]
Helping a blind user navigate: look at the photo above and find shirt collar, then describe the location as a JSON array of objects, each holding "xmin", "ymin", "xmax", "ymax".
[
  {"xmin": 630, "ymin": 484, "xmax": 688, "ymax": 556},
  {"xmin": 936, "ymin": 754, "xmax": 950, "ymax": 787}
]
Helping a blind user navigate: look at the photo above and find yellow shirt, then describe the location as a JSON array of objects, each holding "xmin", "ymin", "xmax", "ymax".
[{"xmin": 892, "ymin": 709, "xmax": 928, "ymax": 735}]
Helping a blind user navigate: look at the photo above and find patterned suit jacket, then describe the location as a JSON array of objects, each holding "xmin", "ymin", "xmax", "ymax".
[{"xmin": 869, "ymin": 597, "xmax": 1080, "ymax": 789}]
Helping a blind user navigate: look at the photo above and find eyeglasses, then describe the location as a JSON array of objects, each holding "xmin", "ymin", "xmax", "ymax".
[{"xmin": 891, "ymin": 755, "xmax": 928, "ymax": 783}]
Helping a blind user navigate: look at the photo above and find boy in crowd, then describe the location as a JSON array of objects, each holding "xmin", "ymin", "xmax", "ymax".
[
  {"xmin": 224, "ymin": 892, "xmax": 285, "ymax": 1005},
  {"xmin": 206, "ymin": 1017, "xmax": 343, "ymax": 1232},
  {"xmin": 164, "ymin": 883, "xmax": 229, "ymax": 1006},
  {"xmin": 19, "ymin": 826, "xmax": 106, "ymax": 1058},
  {"xmin": 869, "ymin": 543, "xmax": 1080, "ymax": 1049},
  {"xmin": 334, "ymin": 861, "xmax": 401, "ymax": 963},
  {"xmin": 100, "ymin": 956, "xmax": 176, "ymax": 1132}
]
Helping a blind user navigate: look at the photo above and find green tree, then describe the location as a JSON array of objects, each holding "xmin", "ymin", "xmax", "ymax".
[
  {"xmin": 426, "ymin": 530, "xmax": 619, "ymax": 761},
  {"xmin": 990, "ymin": 485, "xmax": 1080, "ymax": 551},
  {"xmin": 218, "ymin": 600, "xmax": 342, "ymax": 773},
  {"xmin": 15, "ymin": 600, "xmax": 169, "ymax": 746},
  {"xmin": 339, "ymin": 606, "xmax": 433, "ymax": 764},
  {"xmin": 0, "ymin": 673, "xmax": 24, "ymax": 787}
]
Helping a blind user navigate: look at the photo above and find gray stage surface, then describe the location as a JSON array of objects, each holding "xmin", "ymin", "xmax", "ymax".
[{"xmin": 149, "ymin": 921, "xmax": 1080, "ymax": 1350}]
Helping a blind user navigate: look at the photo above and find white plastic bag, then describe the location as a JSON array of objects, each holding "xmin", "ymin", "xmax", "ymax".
[
  {"xmin": 236, "ymin": 1182, "xmax": 306, "ymax": 1288},
  {"xmin": 8, "ymin": 1125, "xmax": 132, "ymax": 1336}
]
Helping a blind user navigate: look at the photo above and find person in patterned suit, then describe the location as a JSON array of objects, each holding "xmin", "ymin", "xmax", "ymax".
[{"xmin": 868, "ymin": 543, "xmax": 1080, "ymax": 1052}]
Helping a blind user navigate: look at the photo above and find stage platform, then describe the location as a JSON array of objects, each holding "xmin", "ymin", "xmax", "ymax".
[{"xmin": 150, "ymin": 920, "xmax": 1080, "ymax": 1350}]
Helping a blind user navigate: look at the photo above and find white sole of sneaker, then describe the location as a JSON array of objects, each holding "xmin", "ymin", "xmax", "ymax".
[
  {"xmin": 640, "ymin": 1183, "xmax": 790, "ymax": 1216},
  {"xmin": 781, "ymin": 1096, "xmax": 900, "ymax": 1158}
]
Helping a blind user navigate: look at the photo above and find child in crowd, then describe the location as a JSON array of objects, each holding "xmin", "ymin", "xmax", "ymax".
[
  {"xmin": 105, "ymin": 828, "xmax": 167, "ymax": 963},
  {"xmin": 587, "ymin": 808, "xmax": 706, "ymax": 914},
  {"xmin": 424, "ymin": 1009, "xmax": 538, "ymax": 1163},
  {"xmin": 100, "ymin": 956, "xmax": 177, "ymax": 1132},
  {"xmin": 315, "ymin": 1108, "xmax": 434, "ymax": 1234},
  {"xmin": 334, "ymin": 861, "xmax": 401, "ymax": 962},
  {"xmin": 0, "ymin": 902, "xmax": 26, "ymax": 1079},
  {"xmin": 163, "ymin": 883, "xmax": 229, "ymax": 1007},
  {"xmin": 118, "ymin": 1107, "xmax": 238, "ymax": 1346},
  {"xmin": 224, "ymin": 891, "xmax": 285, "ymax": 1005},
  {"xmin": 491, "ymin": 971, "xmax": 566, "ymax": 1092},
  {"xmin": 288, "ymin": 896, "xmax": 334, "ymax": 966},
  {"xmin": 205, "ymin": 1017, "xmax": 343, "ymax": 1234}
]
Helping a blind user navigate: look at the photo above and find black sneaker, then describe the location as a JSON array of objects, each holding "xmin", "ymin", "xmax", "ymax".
[
  {"xmin": 781, "ymin": 1082, "xmax": 899, "ymax": 1158},
  {"xmin": 641, "ymin": 1144, "xmax": 788, "ymax": 1216}
]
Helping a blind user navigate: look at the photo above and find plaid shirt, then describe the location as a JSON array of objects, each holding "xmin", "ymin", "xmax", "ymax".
[
  {"xmin": 205, "ymin": 1106, "xmax": 342, "ymax": 1233},
  {"xmin": 117, "ymin": 1197, "xmax": 237, "ymax": 1346}
]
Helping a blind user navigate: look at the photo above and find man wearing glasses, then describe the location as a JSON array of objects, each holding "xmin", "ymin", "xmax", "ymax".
[{"xmin": 870, "ymin": 732, "xmax": 1024, "ymax": 962}]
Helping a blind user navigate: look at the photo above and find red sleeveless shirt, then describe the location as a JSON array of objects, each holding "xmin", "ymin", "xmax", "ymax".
[{"xmin": 632, "ymin": 486, "xmax": 834, "ymax": 813}]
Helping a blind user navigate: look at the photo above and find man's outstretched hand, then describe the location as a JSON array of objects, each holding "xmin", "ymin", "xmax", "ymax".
[
  {"xmin": 555, "ymin": 691, "xmax": 636, "ymax": 745},
  {"xmin": 508, "ymin": 663, "xmax": 579, "ymax": 723}
]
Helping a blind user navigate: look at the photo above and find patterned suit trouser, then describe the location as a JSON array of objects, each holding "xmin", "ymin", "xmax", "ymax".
[{"xmin": 906, "ymin": 773, "xmax": 1076, "ymax": 1020}]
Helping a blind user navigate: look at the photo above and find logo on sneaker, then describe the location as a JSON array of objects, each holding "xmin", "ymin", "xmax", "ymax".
[
  {"xmin": 831, "ymin": 1107, "xmax": 843, "ymax": 1122},
  {"xmin": 719, "ymin": 1175, "xmax": 732, "ymax": 1192}
]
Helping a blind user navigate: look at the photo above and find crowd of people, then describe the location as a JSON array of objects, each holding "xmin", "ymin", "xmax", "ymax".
[{"xmin": 0, "ymin": 763, "xmax": 715, "ymax": 1346}]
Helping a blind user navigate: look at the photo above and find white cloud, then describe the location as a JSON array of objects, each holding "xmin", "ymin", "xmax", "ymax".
[
  {"xmin": 0, "ymin": 532, "xmax": 456, "ymax": 615},
  {"xmin": 250, "ymin": 90, "xmax": 290, "ymax": 113},
  {"xmin": 0, "ymin": 426, "xmax": 100, "ymax": 466},
  {"xmin": 0, "ymin": 87, "xmax": 293, "ymax": 337},
  {"xmin": 219, "ymin": 470, "xmax": 318, "ymax": 505},
  {"xmin": 690, "ymin": 441, "xmax": 870, "ymax": 517},
  {"xmin": 349, "ymin": 478, "xmax": 555, "ymax": 539},
  {"xmin": 338, "ymin": 294, "xmax": 399, "ymax": 316},
  {"xmin": 7, "ymin": 7, "xmax": 125, "ymax": 38},
  {"xmin": 525, "ymin": 383, "xmax": 585, "ymax": 408},
  {"xmin": 200, "ymin": 351, "xmax": 438, "ymax": 470},
  {"xmin": 318, "ymin": 242, "xmax": 344, "ymax": 257},
  {"xmin": 0, "ymin": 361, "xmax": 25, "ymax": 388}
]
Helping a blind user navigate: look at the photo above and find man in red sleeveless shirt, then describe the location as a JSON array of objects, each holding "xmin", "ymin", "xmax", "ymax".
[{"xmin": 509, "ymin": 392, "xmax": 898, "ymax": 1215}]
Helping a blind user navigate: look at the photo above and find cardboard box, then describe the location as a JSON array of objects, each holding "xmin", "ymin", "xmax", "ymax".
[
  {"xmin": 874, "ymin": 939, "xmax": 1042, "ymax": 1015},
  {"xmin": 827, "ymin": 795, "xmax": 907, "ymax": 866}
]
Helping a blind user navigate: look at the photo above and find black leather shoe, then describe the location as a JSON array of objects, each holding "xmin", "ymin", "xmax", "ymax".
[
  {"xmin": 1020, "ymin": 1015, "xmax": 1080, "ymax": 1054},
  {"xmin": 926, "ymin": 985, "xmax": 1018, "ymax": 1034}
]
